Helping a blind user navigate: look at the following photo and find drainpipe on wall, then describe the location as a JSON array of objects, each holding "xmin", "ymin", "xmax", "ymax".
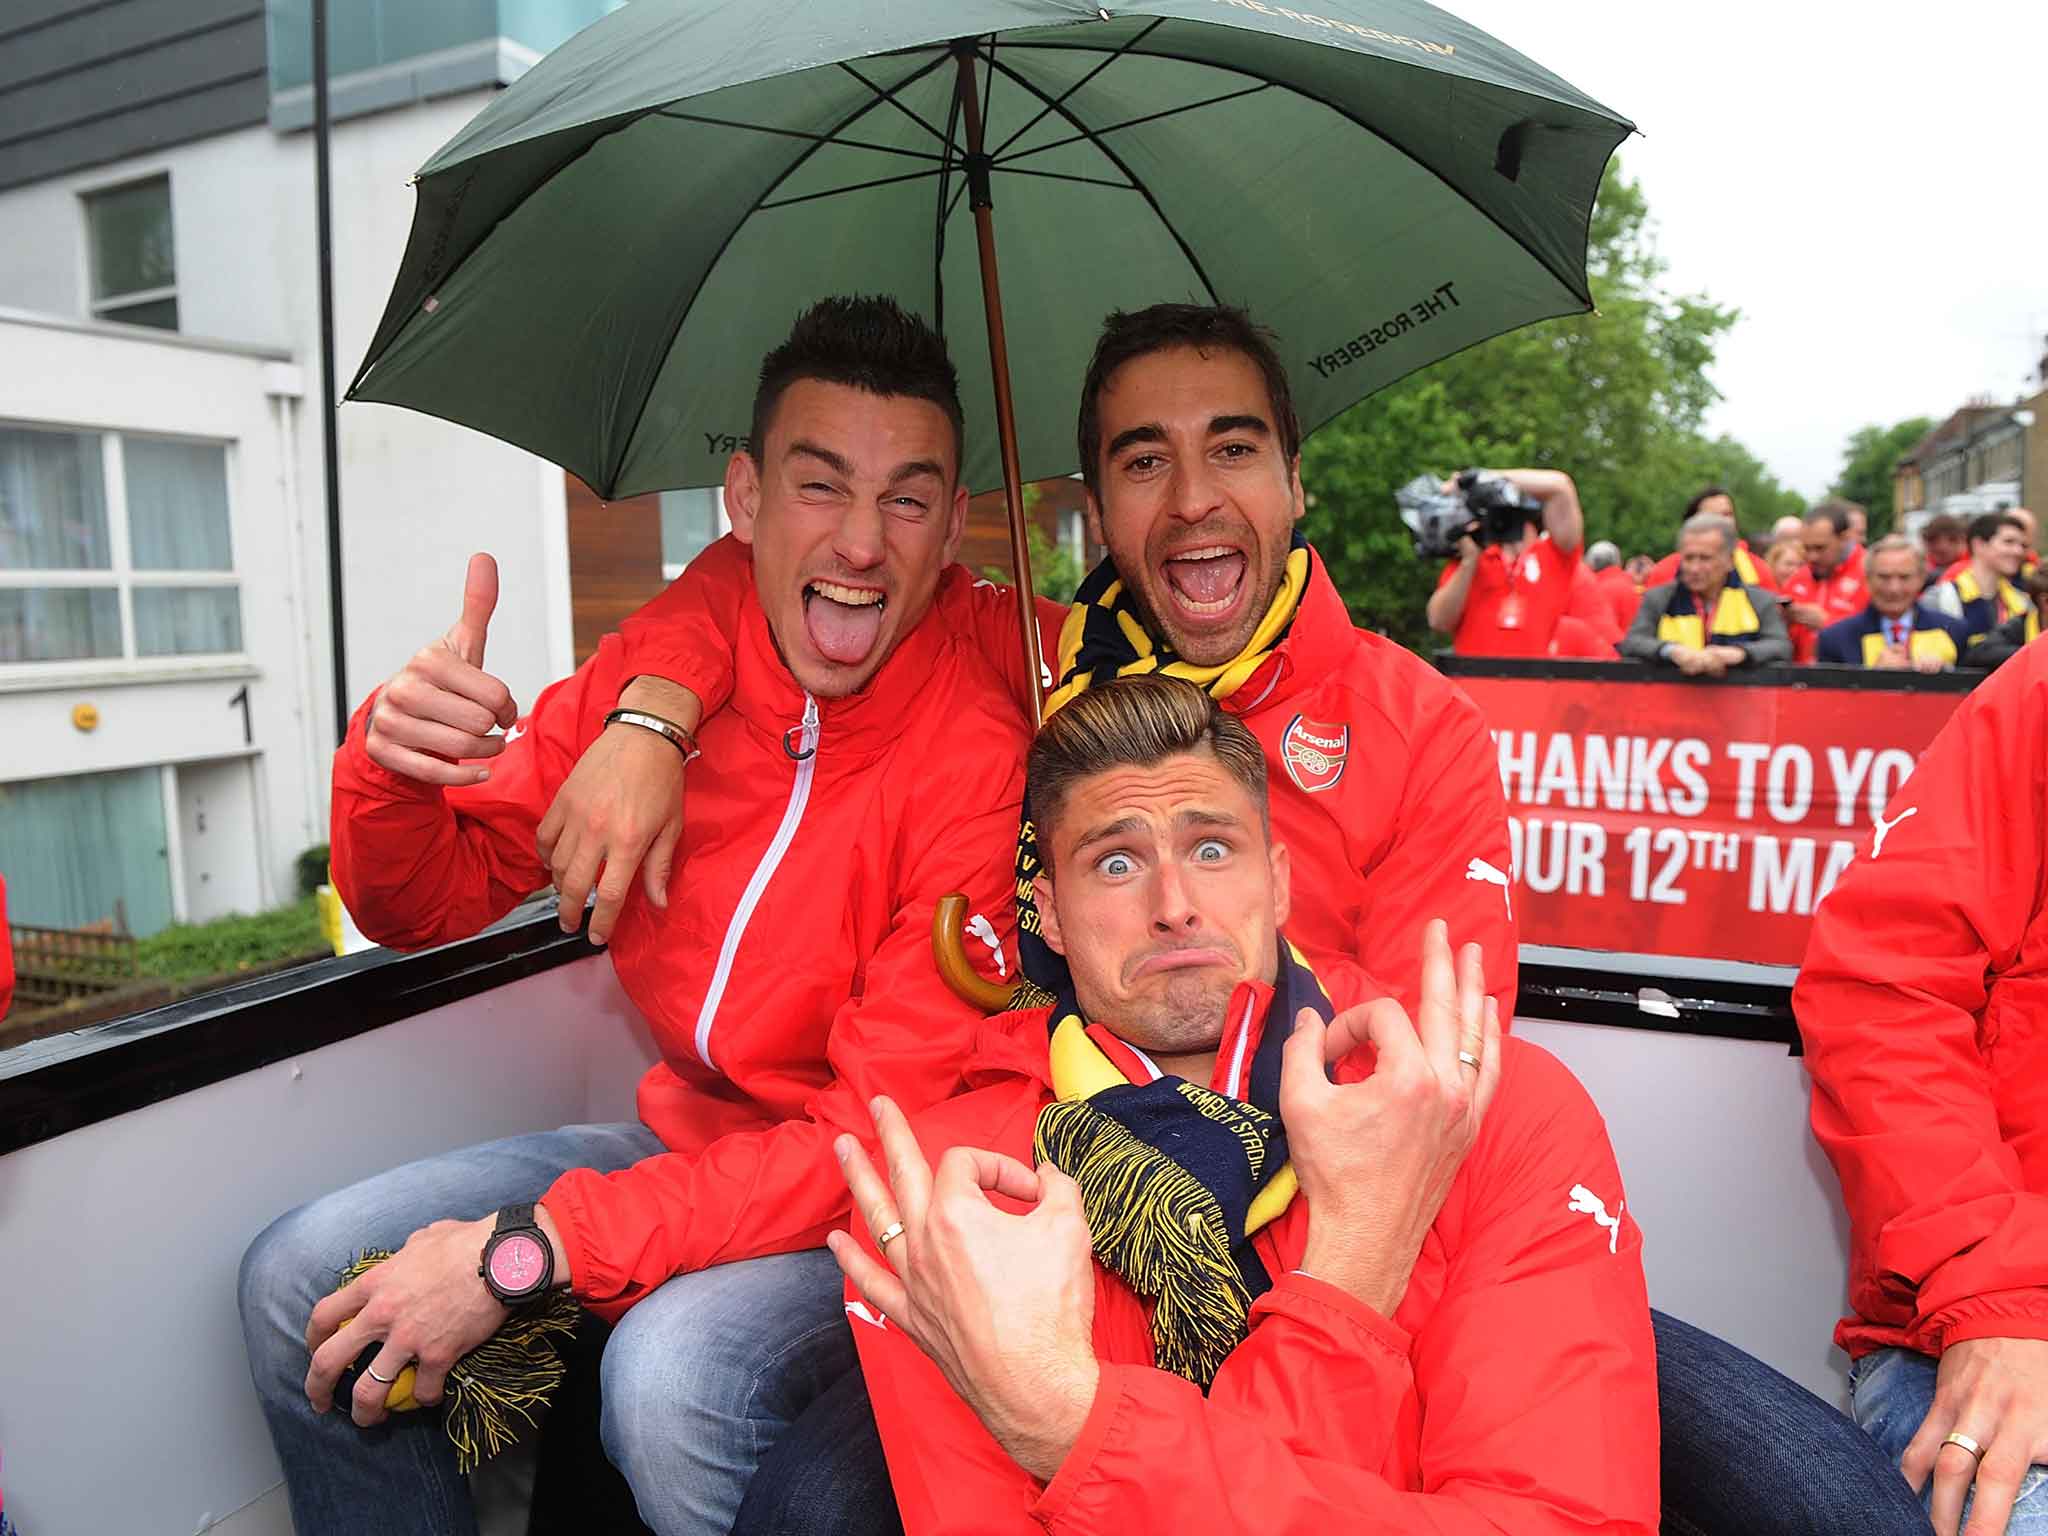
[{"xmin": 313, "ymin": 0, "xmax": 348, "ymax": 746}]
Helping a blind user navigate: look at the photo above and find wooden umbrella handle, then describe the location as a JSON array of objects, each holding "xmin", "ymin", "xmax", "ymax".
[{"xmin": 932, "ymin": 894, "xmax": 1014, "ymax": 1013}]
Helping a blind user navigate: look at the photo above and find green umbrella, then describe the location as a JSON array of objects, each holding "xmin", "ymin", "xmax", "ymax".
[{"xmin": 350, "ymin": 0, "xmax": 1631, "ymax": 711}]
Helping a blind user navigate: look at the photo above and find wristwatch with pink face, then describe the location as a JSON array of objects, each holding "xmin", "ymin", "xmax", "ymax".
[{"xmin": 478, "ymin": 1203, "xmax": 554, "ymax": 1306}]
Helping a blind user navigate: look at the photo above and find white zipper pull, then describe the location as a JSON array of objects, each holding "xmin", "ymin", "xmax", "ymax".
[{"xmin": 783, "ymin": 693, "xmax": 820, "ymax": 761}]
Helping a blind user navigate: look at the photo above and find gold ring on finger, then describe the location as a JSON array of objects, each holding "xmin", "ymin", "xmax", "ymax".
[
  {"xmin": 1457, "ymin": 1050, "xmax": 1482, "ymax": 1071},
  {"xmin": 1943, "ymin": 1431, "xmax": 1985, "ymax": 1460},
  {"xmin": 876, "ymin": 1220, "xmax": 905, "ymax": 1252}
]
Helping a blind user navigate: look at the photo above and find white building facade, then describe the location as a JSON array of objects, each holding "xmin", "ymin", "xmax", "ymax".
[{"xmin": 0, "ymin": 3, "xmax": 615, "ymax": 936}]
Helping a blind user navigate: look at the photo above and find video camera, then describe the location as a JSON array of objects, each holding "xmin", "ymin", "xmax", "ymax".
[{"xmin": 1395, "ymin": 470, "xmax": 1544, "ymax": 560}]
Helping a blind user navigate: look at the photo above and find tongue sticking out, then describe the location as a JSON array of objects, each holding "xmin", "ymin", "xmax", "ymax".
[
  {"xmin": 804, "ymin": 590, "xmax": 886, "ymax": 666},
  {"xmin": 1165, "ymin": 552, "xmax": 1248, "ymax": 610}
]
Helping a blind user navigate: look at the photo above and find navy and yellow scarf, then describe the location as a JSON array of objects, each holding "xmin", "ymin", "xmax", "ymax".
[
  {"xmin": 1657, "ymin": 574, "xmax": 1762, "ymax": 649},
  {"xmin": 1013, "ymin": 538, "xmax": 1314, "ymax": 1000},
  {"xmin": 1033, "ymin": 941, "xmax": 1330, "ymax": 1388}
]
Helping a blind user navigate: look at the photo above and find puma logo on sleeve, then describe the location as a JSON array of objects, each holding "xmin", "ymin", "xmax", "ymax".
[
  {"xmin": 1466, "ymin": 856, "xmax": 1513, "ymax": 918},
  {"xmin": 1567, "ymin": 1184, "xmax": 1623, "ymax": 1255},
  {"xmin": 1870, "ymin": 805, "xmax": 1917, "ymax": 859}
]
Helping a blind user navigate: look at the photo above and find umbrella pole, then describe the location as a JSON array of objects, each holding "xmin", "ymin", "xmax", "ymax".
[{"xmin": 954, "ymin": 44, "xmax": 1045, "ymax": 723}]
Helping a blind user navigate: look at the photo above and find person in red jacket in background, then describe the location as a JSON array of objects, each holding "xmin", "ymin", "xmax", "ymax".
[
  {"xmin": 1798, "ymin": 633, "xmax": 2048, "ymax": 1536},
  {"xmin": 235, "ymin": 298, "xmax": 1026, "ymax": 1536},
  {"xmin": 827, "ymin": 677, "xmax": 1659, "ymax": 1535},
  {"xmin": 1641, "ymin": 487, "xmax": 1784, "ymax": 599},
  {"xmin": 1588, "ymin": 538, "xmax": 1644, "ymax": 634},
  {"xmin": 1423, "ymin": 466, "xmax": 1587, "ymax": 656},
  {"xmin": 1782, "ymin": 501, "xmax": 1869, "ymax": 662}
]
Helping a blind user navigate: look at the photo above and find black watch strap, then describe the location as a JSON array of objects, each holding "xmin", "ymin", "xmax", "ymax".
[{"xmin": 478, "ymin": 1202, "xmax": 554, "ymax": 1305}]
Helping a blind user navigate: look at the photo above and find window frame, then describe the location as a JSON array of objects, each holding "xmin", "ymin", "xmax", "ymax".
[
  {"xmin": 0, "ymin": 420, "xmax": 248, "ymax": 675},
  {"xmin": 78, "ymin": 171, "xmax": 180, "ymax": 331},
  {"xmin": 658, "ymin": 486, "xmax": 731, "ymax": 582}
]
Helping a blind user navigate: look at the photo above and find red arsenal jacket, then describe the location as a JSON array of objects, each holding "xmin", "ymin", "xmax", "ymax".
[
  {"xmin": 622, "ymin": 537, "xmax": 1517, "ymax": 1025},
  {"xmin": 330, "ymin": 564, "xmax": 1025, "ymax": 1318},
  {"xmin": 1781, "ymin": 545, "xmax": 1868, "ymax": 663},
  {"xmin": 846, "ymin": 1000, "xmax": 1658, "ymax": 1535},
  {"xmin": 1797, "ymin": 636, "xmax": 2048, "ymax": 1358}
]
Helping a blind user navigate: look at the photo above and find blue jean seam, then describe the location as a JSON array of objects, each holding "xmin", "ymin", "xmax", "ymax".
[{"xmin": 745, "ymin": 1315, "xmax": 856, "ymax": 1463}]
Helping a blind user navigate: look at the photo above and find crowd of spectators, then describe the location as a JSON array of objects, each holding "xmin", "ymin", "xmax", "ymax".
[{"xmin": 1428, "ymin": 477, "xmax": 2042, "ymax": 677}]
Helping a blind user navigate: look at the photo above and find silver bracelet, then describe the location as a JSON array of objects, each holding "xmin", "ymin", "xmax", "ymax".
[{"xmin": 603, "ymin": 708, "xmax": 700, "ymax": 762}]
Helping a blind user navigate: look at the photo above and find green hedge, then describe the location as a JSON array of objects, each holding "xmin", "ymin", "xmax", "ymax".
[{"xmin": 133, "ymin": 897, "xmax": 329, "ymax": 984}]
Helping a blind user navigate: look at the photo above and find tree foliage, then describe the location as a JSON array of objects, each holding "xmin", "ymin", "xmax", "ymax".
[
  {"xmin": 1832, "ymin": 418, "xmax": 1934, "ymax": 538},
  {"xmin": 1300, "ymin": 162, "xmax": 1803, "ymax": 650}
]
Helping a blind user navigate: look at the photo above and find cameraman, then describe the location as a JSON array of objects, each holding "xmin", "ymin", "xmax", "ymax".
[{"xmin": 1425, "ymin": 468, "xmax": 1586, "ymax": 656}]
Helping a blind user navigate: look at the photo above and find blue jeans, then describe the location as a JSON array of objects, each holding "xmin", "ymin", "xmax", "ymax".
[
  {"xmin": 1854, "ymin": 1346, "xmax": 2048, "ymax": 1532},
  {"xmin": 732, "ymin": 1310, "xmax": 1930, "ymax": 1536},
  {"xmin": 237, "ymin": 1123, "xmax": 855, "ymax": 1536}
]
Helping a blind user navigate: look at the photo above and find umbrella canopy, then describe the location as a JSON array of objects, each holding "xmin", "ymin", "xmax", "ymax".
[{"xmin": 349, "ymin": 0, "xmax": 1632, "ymax": 503}]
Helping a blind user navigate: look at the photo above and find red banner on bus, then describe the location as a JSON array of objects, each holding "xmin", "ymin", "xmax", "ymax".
[{"xmin": 1451, "ymin": 675, "xmax": 1973, "ymax": 967}]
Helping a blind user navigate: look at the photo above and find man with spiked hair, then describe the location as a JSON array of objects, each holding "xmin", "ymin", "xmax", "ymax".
[{"xmin": 237, "ymin": 296, "xmax": 1026, "ymax": 1536}]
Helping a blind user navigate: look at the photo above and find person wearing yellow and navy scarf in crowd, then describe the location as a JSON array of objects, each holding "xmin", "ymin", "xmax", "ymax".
[
  {"xmin": 1817, "ymin": 536, "xmax": 1971, "ymax": 670},
  {"xmin": 1619, "ymin": 512, "xmax": 1791, "ymax": 675},
  {"xmin": 1929, "ymin": 511, "xmax": 2036, "ymax": 647}
]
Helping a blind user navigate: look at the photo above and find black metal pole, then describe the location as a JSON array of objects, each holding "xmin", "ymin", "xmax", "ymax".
[{"xmin": 313, "ymin": 0, "xmax": 348, "ymax": 745}]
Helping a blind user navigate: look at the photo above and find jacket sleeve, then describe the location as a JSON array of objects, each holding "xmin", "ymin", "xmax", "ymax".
[
  {"xmin": 1737, "ymin": 588, "xmax": 1792, "ymax": 664},
  {"xmin": 328, "ymin": 645, "xmax": 619, "ymax": 949},
  {"xmin": 1814, "ymin": 621, "xmax": 1853, "ymax": 665},
  {"xmin": 946, "ymin": 572, "xmax": 1065, "ymax": 717},
  {"xmin": 1962, "ymin": 614, "xmax": 2029, "ymax": 670},
  {"xmin": 1616, "ymin": 587, "xmax": 1670, "ymax": 662},
  {"xmin": 540, "ymin": 720, "xmax": 1028, "ymax": 1313},
  {"xmin": 1355, "ymin": 684, "xmax": 1517, "ymax": 1027},
  {"xmin": 1796, "ymin": 643, "xmax": 2048, "ymax": 1352},
  {"xmin": 609, "ymin": 533, "xmax": 754, "ymax": 718},
  {"xmin": 1030, "ymin": 1043, "xmax": 1659, "ymax": 1535}
]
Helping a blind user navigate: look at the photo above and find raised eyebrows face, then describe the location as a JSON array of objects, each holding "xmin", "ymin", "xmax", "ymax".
[
  {"xmin": 1087, "ymin": 346, "xmax": 1304, "ymax": 667},
  {"xmin": 1868, "ymin": 549, "xmax": 1922, "ymax": 617},
  {"xmin": 1035, "ymin": 749, "xmax": 1289, "ymax": 1060},
  {"xmin": 1678, "ymin": 530, "xmax": 1734, "ymax": 596},
  {"xmin": 725, "ymin": 379, "xmax": 966, "ymax": 699}
]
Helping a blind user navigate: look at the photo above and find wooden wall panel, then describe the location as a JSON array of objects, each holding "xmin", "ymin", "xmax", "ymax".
[{"xmin": 564, "ymin": 475, "xmax": 665, "ymax": 667}]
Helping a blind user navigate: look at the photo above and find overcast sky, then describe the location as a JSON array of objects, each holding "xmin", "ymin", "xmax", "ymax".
[{"xmin": 1452, "ymin": 0, "xmax": 2048, "ymax": 497}]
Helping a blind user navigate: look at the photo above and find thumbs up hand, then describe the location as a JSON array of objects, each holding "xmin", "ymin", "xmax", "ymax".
[{"xmin": 366, "ymin": 553, "xmax": 522, "ymax": 786}]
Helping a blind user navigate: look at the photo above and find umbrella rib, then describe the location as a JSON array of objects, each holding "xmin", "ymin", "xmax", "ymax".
[
  {"xmin": 931, "ymin": 69, "xmax": 966, "ymax": 337},
  {"xmin": 994, "ymin": 82, "xmax": 1272, "ymax": 166},
  {"xmin": 757, "ymin": 167, "xmax": 946, "ymax": 212},
  {"xmin": 653, "ymin": 110, "xmax": 947, "ymax": 163},
  {"xmin": 979, "ymin": 52, "xmax": 1222, "ymax": 305},
  {"xmin": 991, "ymin": 165, "xmax": 1136, "ymax": 192},
  {"xmin": 991, "ymin": 39, "xmax": 1596, "ymax": 304},
  {"xmin": 989, "ymin": 16, "xmax": 1164, "ymax": 161},
  {"xmin": 839, "ymin": 60, "xmax": 951, "ymax": 148},
  {"xmin": 601, "ymin": 49, "xmax": 955, "ymax": 492}
]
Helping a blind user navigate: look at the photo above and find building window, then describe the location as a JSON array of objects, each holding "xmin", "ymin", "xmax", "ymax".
[
  {"xmin": 0, "ymin": 766, "xmax": 174, "ymax": 937},
  {"xmin": 0, "ymin": 425, "xmax": 242, "ymax": 666},
  {"xmin": 660, "ymin": 487, "xmax": 726, "ymax": 579},
  {"xmin": 83, "ymin": 175, "xmax": 178, "ymax": 331}
]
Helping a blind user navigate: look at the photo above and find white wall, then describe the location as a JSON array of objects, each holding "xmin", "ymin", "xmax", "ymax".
[
  {"xmin": 0, "ymin": 95, "xmax": 576, "ymax": 832},
  {"xmin": 1520, "ymin": 1017, "xmax": 1854, "ymax": 1407},
  {"xmin": 0, "ymin": 952, "xmax": 650, "ymax": 1536}
]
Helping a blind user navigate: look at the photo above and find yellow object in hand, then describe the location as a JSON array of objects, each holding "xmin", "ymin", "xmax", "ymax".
[{"xmin": 335, "ymin": 1314, "xmax": 420, "ymax": 1411}]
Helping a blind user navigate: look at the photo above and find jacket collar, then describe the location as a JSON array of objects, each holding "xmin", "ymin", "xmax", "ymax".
[
  {"xmin": 1218, "ymin": 546, "xmax": 1354, "ymax": 716},
  {"xmin": 965, "ymin": 977, "xmax": 1278, "ymax": 1100},
  {"xmin": 730, "ymin": 556, "xmax": 956, "ymax": 754}
]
